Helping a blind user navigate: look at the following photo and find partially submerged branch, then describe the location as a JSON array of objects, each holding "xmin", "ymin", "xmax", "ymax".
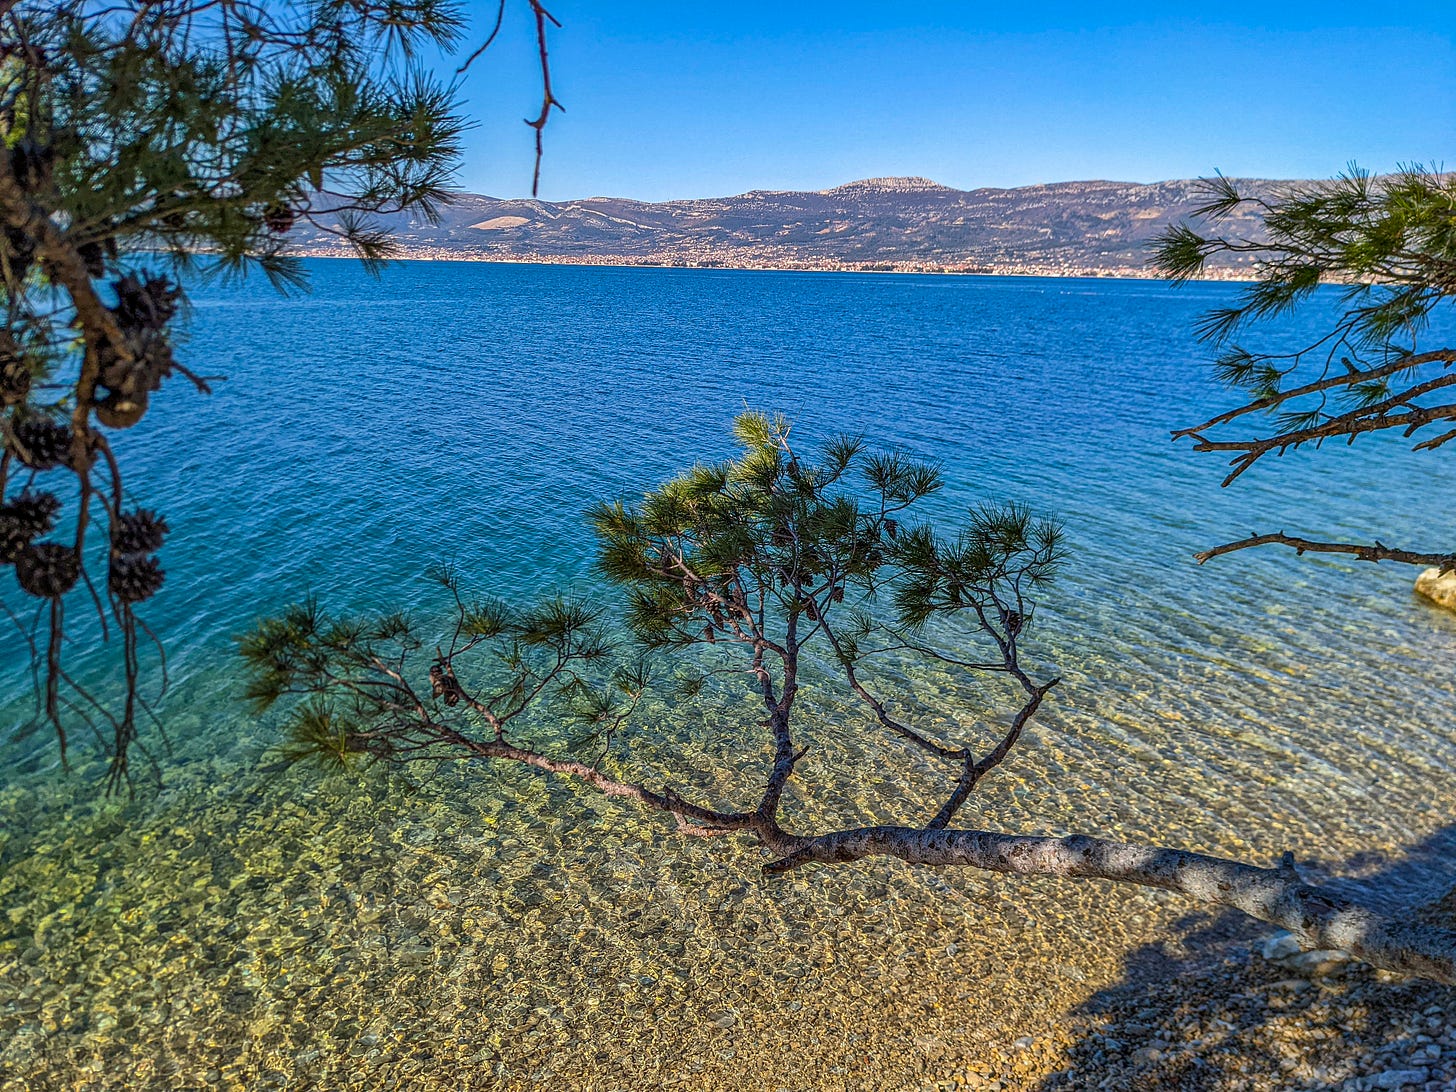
[
  {"xmin": 763, "ymin": 827, "xmax": 1456, "ymax": 985},
  {"xmin": 245, "ymin": 413, "xmax": 1456, "ymax": 985}
]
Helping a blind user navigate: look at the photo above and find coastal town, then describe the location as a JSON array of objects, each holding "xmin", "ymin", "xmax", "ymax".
[{"xmin": 291, "ymin": 243, "xmax": 1261, "ymax": 279}]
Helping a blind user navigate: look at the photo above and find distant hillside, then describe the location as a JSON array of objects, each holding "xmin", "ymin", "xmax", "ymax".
[{"xmin": 291, "ymin": 176, "xmax": 1287, "ymax": 276}]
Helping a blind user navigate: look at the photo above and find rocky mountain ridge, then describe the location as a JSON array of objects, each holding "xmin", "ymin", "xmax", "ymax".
[{"xmin": 293, "ymin": 175, "xmax": 1287, "ymax": 275}]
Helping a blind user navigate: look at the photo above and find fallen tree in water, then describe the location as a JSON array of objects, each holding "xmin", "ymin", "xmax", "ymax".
[{"xmin": 242, "ymin": 411, "xmax": 1456, "ymax": 985}]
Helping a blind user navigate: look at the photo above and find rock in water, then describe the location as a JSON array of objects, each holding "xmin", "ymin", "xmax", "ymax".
[{"xmin": 1415, "ymin": 568, "xmax": 1456, "ymax": 612}]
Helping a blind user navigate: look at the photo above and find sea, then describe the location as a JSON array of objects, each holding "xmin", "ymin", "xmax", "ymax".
[{"xmin": 1, "ymin": 260, "xmax": 1454, "ymax": 1089}]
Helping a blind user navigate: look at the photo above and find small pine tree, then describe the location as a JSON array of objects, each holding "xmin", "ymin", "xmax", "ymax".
[
  {"xmin": 242, "ymin": 412, "xmax": 1456, "ymax": 983},
  {"xmin": 242, "ymin": 411, "xmax": 1063, "ymax": 797}
]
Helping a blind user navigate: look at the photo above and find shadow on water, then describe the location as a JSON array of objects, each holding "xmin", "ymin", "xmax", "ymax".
[{"xmin": 1032, "ymin": 827, "xmax": 1456, "ymax": 1092}]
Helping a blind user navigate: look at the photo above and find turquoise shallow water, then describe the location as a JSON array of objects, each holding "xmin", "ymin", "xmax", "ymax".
[{"xmin": 1, "ymin": 262, "xmax": 1455, "ymax": 1089}]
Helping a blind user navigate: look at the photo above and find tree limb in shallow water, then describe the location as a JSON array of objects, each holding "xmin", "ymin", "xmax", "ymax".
[
  {"xmin": 244, "ymin": 413, "xmax": 1456, "ymax": 985},
  {"xmin": 763, "ymin": 828, "xmax": 1456, "ymax": 985}
]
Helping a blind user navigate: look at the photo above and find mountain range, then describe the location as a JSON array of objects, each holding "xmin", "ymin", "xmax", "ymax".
[{"xmin": 293, "ymin": 176, "xmax": 1286, "ymax": 277}]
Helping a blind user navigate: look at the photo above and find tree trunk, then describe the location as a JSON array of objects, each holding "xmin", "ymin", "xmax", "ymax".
[{"xmin": 765, "ymin": 826, "xmax": 1456, "ymax": 984}]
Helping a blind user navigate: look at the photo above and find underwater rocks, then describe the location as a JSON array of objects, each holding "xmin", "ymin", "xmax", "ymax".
[{"xmin": 1415, "ymin": 568, "xmax": 1456, "ymax": 613}]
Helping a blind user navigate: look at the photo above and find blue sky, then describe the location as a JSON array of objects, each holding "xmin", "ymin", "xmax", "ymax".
[{"xmin": 447, "ymin": 2, "xmax": 1456, "ymax": 201}]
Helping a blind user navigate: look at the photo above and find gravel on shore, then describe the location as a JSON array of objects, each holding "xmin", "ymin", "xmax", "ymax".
[{"xmin": 932, "ymin": 906, "xmax": 1456, "ymax": 1092}]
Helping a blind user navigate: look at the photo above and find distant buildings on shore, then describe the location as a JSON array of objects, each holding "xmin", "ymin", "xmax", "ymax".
[{"xmin": 290, "ymin": 244, "xmax": 1258, "ymax": 281}]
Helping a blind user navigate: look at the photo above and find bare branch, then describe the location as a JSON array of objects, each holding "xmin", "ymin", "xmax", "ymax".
[
  {"xmin": 524, "ymin": 0, "xmax": 563, "ymax": 197},
  {"xmin": 1173, "ymin": 348, "xmax": 1456, "ymax": 439},
  {"xmin": 927, "ymin": 678, "xmax": 1057, "ymax": 830},
  {"xmin": 1194, "ymin": 532, "xmax": 1456, "ymax": 571}
]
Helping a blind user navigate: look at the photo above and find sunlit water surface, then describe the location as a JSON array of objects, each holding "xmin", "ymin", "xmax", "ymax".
[{"xmin": 1, "ymin": 262, "xmax": 1454, "ymax": 1090}]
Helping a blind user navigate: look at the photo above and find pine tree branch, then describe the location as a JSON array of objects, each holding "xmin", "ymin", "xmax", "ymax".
[
  {"xmin": 1194, "ymin": 532, "xmax": 1456, "ymax": 571},
  {"xmin": 1173, "ymin": 348, "xmax": 1456, "ymax": 438},
  {"xmin": 1189, "ymin": 398, "xmax": 1456, "ymax": 486},
  {"xmin": 927, "ymin": 677, "xmax": 1056, "ymax": 830}
]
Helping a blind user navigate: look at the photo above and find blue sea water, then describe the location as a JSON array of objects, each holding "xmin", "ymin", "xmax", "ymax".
[
  {"xmin": 10, "ymin": 261, "xmax": 1454, "ymax": 736},
  {"xmin": 1, "ymin": 261, "xmax": 1454, "ymax": 1087}
]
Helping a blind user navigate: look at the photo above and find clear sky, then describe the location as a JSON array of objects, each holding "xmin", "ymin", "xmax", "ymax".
[{"xmin": 446, "ymin": 2, "xmax": 1456, "ymax": 201}]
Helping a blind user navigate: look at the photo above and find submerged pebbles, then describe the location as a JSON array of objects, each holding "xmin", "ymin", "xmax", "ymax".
[
  {"xmin": 2, "ymin": 628, "xmax": 1456, "ymax": 1090},
  {"xmin": 5, "ymin": 748, "xmax": 1454, "ymax": 1092}
]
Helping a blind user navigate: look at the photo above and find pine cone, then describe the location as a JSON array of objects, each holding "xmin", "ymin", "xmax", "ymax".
[
  {"xmin": 111, "ymin": 274, "xmax": 179, "ymax": 332},
  {"xmin": 429, "ymin": 661, "xmax": 463, "ymax": 706},
  {"xmin": 263, "ymin": 205, "xmax": 296, "ymax": 234},
  {"xmin": 8, "ymin": 138, "xmax": 54, "ymax": 191},
  {"xmin": 112, "ymin": 509, "xmax": 168, "ymax": 554},
  {"xmin": 2, "ymin": 225, "xmax": 35, "ymax": 281},
  {"xmin": 109, "ymin": 553, "xmax": 164, "ymax": 604},
  {"xmin": 94, "ymin": 316, "xmax": 174, "ymax": 431},
  {"xmin": 95, "ymin": 392, "xmax": 149, "ymax": 430},
  {"xmin": 0, "ymin": 491, "xmax": 60, "ymax": 562},
  {"xmin": 10, "ymin": 418, "xmax": 73, "ymax": 470},
  {"xmin": 15, "ymin": 542, "xmax": 80, "ymax": 598}
]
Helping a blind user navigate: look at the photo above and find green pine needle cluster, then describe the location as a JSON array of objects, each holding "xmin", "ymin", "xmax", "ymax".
[
  {"xmin": 1155, "ymin": 165, "xmax": 1456, "ymax": 467},
  {"xmin": 242, "ymin": 413, "xmax": 1065, "ymax": 778},
  {"xmin": 592, "ymin": 412, "xmax": 935, "ymax": 648},
  {"xmin": 237, "ymin": 578, "xmax": 619, "ymax": 769},
  {"xmin": 0, "ymin": 0, "xmax": 495, "ymax": 783},
  {"xmin": 1155, "ymin": 167, "xmax": 1456, "ymax": 361},
  {"xmin": 12, "ymin": 0, "xmax": 468, "ymax": 286}
]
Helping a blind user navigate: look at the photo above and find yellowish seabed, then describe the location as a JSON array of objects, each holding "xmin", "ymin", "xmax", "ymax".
[
  {"xmin": 2, "ymin": 607, "xmax": 1455, "ymax": 1090},
  {"xmin": 0, "ymin": 761, "xmax": 1180, "ymax": 1090}
]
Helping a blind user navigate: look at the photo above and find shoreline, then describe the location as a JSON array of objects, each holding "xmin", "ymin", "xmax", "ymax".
[{"xmin": 284, "ymin": 248, "xmax": 1260, "ymax": 283}]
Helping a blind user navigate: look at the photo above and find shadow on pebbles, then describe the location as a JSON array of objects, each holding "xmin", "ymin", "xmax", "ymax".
[{"xmin": 931, "ymin": 909, "xmax": 1456, "ymax": 1092}]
